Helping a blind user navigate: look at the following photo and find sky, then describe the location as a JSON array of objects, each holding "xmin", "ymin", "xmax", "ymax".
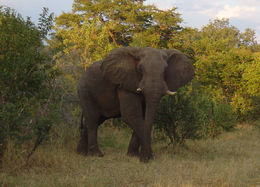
[{"xmin": 1, "ymin": 0, "xmax": 260, "ymax": 42}]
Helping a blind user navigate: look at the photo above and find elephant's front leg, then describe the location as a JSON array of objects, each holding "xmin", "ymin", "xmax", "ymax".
[
  {"xmin": 118, "ymin": 89, "xmax": 152, "ymax": 161},
  {"xmin": 127, "ymin": 131, "xmax": 140, "ymax": 157}
]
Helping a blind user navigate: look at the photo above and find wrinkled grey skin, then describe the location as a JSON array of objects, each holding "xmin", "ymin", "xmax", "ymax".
[{"xmin": 77, "ymin": 47, "xmax": 194, "ymax": 162}]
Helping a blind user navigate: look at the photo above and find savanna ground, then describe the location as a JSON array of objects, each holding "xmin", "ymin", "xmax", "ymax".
[{"xmin": 1, "ymin": 124, "xmax": 260, "ymax": 187}]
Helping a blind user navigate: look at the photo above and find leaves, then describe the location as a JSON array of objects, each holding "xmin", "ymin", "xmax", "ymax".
[
  {"xmin": 155, "ymin": 83, "xmax": 237, "ymax": 144},
  {"xmin": 0, "ymin": 7, "xmax": 60, "ymax": 163},
  {"xmin": 189, "ymin": 19, "xmax": 260, "ymax": 118},
  {"xmin": 53, "ymin": 0, "xmax": 183, "ymax": 65}
]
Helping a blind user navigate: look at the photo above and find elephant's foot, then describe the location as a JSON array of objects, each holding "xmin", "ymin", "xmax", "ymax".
[
  {"xmin": 127, "ymin": 144, "xmax": 140, "ymax": 157},
  {"xmin": 88, "ymin": 147, "xmax": 104, "ymax": 157},
  {"xmin": 76, "ymin": 142, "xmax": 88, "ymax": 155},
  {"xmin": 140, "ymin": 151, "xmax": 154, "ymax": 163},
  {"xmin": 127, "ymin": 150, "xmax": 139, "ymax": 157},
  {"xmin": 127, "ymin": 132, "xmax": 140, "ymax": 157}
]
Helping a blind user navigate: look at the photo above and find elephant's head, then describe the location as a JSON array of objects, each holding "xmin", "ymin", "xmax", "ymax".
[
  {"xmin": 100, "ymin": 47, "xmax": 194, "ymax": 134},
  {"xmin": 101, "ymin": 47, "xmax": 194, "ymax": 98}
]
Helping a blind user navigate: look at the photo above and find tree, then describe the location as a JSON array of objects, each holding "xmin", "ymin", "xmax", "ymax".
[
  {"xmin": 191, "ymin": 19, "xmax": 260, "ymax": 118},
  {"xmin": 53, "ymin": 0, "xmax": 183, "ymax": 69}
]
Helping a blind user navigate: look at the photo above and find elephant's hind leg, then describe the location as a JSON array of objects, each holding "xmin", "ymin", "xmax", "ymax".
[
  {"xmin": 77, "ymin": 104, "xmax": 104, "ymax": 157},
  {"xmin": 85, "ymin": 114, "xmax": 104, "ymax": 157}
]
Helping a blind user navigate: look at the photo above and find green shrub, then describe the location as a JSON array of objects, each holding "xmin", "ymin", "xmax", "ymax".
[
  {"xmin": 0, "ymin": 7, "xmax": 59, "ymax": 164},
  {"xmin": 154, "ymin": 81, "xmax": 237, "ymax": 145}
]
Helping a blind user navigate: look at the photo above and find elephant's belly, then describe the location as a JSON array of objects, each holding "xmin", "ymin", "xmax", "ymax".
[{"xmin": 95, "ymin": 91, "xmax": 121, "ymax": 117}]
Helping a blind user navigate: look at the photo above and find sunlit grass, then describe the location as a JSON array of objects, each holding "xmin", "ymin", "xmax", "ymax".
[{"xmin": 1, "ymin": 124, "xmax": 259, "ymax": 186}]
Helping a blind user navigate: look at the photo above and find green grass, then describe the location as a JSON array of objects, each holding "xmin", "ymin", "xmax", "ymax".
[{"xmin": 1, "ymin": 124, "xmax": 260, "ymax": 187}]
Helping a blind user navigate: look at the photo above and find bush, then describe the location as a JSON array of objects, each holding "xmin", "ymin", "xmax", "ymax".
[
  {"xmin": 154, "ymin": 81, "xmax": 237, "ymax": 145},
  {"xmin": 0, "ymin": 7, "xmax": 59, "ymax": 164}
]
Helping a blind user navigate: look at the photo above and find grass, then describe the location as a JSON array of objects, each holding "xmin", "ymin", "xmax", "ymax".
[{"xmin": 0, "ymin": 124, "xmax": 260, "ymax": 187}]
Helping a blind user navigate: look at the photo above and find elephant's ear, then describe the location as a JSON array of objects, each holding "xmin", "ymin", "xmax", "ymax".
[
  {"xmin": 163, "ymin": 49, "xmax": 194, "ymax": 91},
  {"xmin": 100, "ymin": 47, "xmax": 141, "ymax": 91}
]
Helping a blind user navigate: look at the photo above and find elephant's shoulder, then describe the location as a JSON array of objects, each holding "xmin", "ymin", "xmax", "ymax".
[
  {"xmin": 88, "ymin": 60, "xmax": 102, "ymax": 70},
  {"xmin": 84, "ymin": 60, "xmax": 111, "ymax": 84},
  {"xmin": 86, "ymin": 61, "xmax": 102, "ymax": 75}
]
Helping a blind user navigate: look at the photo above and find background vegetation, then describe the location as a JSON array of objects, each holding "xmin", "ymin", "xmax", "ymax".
[
  {"xmin": 0, "ymin": 7, "xmax": 60, "ymax": 165},
  {"xmin": 0, "ymin": 0, "xmax": 259, "ymax": 186}
]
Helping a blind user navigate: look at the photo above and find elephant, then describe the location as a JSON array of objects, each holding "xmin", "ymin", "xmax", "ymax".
[{"xmin": 76, "ymin": 47, "xmax": 194, "ymax": 162}]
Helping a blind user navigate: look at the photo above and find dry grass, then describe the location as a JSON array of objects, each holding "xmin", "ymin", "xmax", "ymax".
[{"xmin": 0, "ymin": 124, "xmax": 260, "ymax": 187}]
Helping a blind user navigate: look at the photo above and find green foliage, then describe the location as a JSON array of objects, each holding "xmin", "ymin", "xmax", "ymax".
[
  {"xmin": 190, "ymin": 19, "xmax": 260, "ymax": 119},
  {"xmin": 154, "ymin": 82, "xmax": 237, "ymax": 145},
  {"xmin": 0, "ymin": 7, "xmax": 59, "ymax": 163},
  {"xmin": 154, "ymin": 92, "xmax": 201, "ymax": 145}
]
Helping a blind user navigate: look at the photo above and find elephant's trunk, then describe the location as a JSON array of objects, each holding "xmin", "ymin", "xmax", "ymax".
[
  {"xmin": 143, "ymin": 80, "xmax": 166, "ymax": 126},
  {"xmin": 144, "ymin": 98, "xmax": 159, "ymax": 137},
  {"xmin": 141, "ymin": 84, "xmax": 163, "ymax": 160}
]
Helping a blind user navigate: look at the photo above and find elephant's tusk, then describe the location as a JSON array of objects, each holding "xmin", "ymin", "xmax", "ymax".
[
  {"xmin": 166, "ymin": 90, "xmax": 176, "ymax": 96},
  {"xmin": 136, "ymin": 88, "xmax": 142, "ymax": 92}
]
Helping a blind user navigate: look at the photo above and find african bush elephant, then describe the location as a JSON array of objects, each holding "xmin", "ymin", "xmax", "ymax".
[{"xmin": 77, "ymin": 47, "xmax": 194, "ymax": 162}]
